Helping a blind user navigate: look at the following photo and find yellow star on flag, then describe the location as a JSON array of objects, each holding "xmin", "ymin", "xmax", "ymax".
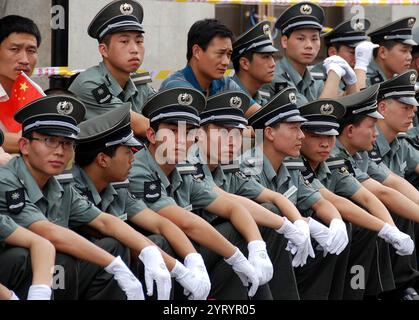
[{"xmin": 19, "ymin": 82, "xmax": 28, "ymax": 92}]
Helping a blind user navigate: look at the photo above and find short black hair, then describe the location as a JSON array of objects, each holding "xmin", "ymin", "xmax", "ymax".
[
  {"xmin": 325, "ymin": 42, "xmax": 345, "ymax": 53},
  {"xmin": 0, "ymin": 15, "xmax": 41, "ymax": 47},
  {"xmin": 233, "ymin": 51, "xmax": 254, "ymax": 73},
  {"xmin": 373, "ymin": 40, "xmax": 399, "ymax": 59},
  {"xmin": 75, "ymin": 145, "xmax": 119, "ymax": 167},
  {"xmin": 186, "ymin": 19, "xmax": 233, "ymax": 62},
  {"xmin": 337, "ymin": 114, "xmax": 368, "ymax": 135}
]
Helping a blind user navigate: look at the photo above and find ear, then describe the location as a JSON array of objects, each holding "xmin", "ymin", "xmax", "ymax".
[
  {"xmin": 378, "ymin": 46, "xmax": 387, "ymax": 60},
  {"xmin": 96, "ymin": 152, "xmax": 110, "ymax": 168},
  {"xmin": 192, "ymin": 44, "xmax": 202, "ymax": 61},
  {"xmin": 19, "ymin": 137, "xmax": 30, "ymax": 156},
  {"xmin": 377, "ymin": 99, "xmax": 389, "ymax": 117},
  {"xmin": 328, "ymin": 46, "xmax": 337, "ymax": 57},
  {"xmin": 280, "ymin": 35, "xmax": 288, "ymax": 50},
  {"xmin": 239, "ymin": 56, "xmax": 250, "ymax": 71},
  {"xmin": 98, "ymin": 43, "xmax": 109, "ymax": 59},
  {"xmin": 264, "ymin": 126, "xmax": 275, "ymax": 142},
  {"xmin": 146, "ymin": 127, "xmax": 156, "ymax": 145},
  {"xmin": 346, "ymin": 124, "xmax": 355, "ymax": 139}
]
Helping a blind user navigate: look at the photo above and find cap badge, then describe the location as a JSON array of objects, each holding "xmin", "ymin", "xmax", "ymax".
[
  {"xmin": 320, "ymin": 103, "xmax": 334, "ymax": 115},
  {"xmin": 263, "ymin": 23, "xmax": 273, "ymax": 42},
  {"xmin": 230, "ymin": 96, "xmax": 242, "ymax": 109},
  {"xmin": 120, "ymin": 3, "xmax": 134, "ymax": 15},
  {"xmin": 353, "ymin": 20, "xmax": 364, "ymax": 31},
  {"xmin": 57, "ymin": 101, "xmax": 74, "ymax": 115},
  {"xmin": 178, "ymin": 93, "xmax": 193, "ymax": 106},
  {"xmin": 410, "ymin": 73, "xmax": 416, "ymax": 85},
  {"xmin": 300, "ymin": 4, "xmax": 312, "ymax": 15},
  {"xmin": 408, "ymin": 18, "xmax": 415, "ymax": 28},
  {"xmin": 289, "ymin": 92, "xmax": 297, "ymax": 104}
]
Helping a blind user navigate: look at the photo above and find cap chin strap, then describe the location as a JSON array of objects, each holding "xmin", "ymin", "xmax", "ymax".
[
  {"xmin": 105, "ymin": 131, "xmax": 136, "ymax": 147},
  {"xmin": 98, "ymin": 20, "xmax": 143, "ymax": 39},
  {"xmin": 264, "ymin": 109, "xmax": 301, "ymax": 127},
  {"xmin": 282, "ymin": 21, "xmax": 322, "ymax": 34},
  {"xmin": 24, "ymin": 120, "xmax": 80, "ymax": 134}
]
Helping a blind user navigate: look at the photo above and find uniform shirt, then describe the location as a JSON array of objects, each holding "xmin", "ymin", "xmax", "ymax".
[
  {"xmin": 159, "ymin": 65, "xmax": 254, "ymax": 114},
  {"xmin": 239, "ymin": 148, "xmax": 321, "ymax": 214},
  {"xmin": 128, "ymin": 148, "xmax": 218, "ymax": 213},
  {"xmin": 332, "ymin": 138, "xmax": 391, "ymax": 183},
  {"xmin": 0, "ymin": 214, "xmax": 18, "ymax": 241},
  {"xmin": 69, "ymin": 61, "xmax": 155, "ymax": 120},
  {"xmin": 366, "ymin": 59, "xmax": 387, "ymax": 86},
  {"xmin": 265, "ymin": 57, "xmax": 324, "ymax": 106},
  {"xmin": 301, "ymin": 156, "xmax": 361, "ymax": 198},
  {"xmin": 0, "ymin": 157, "xmax": 101, "ymax": 229},
  {"xmin": 231, "ymin": 74, "xmax": 268, "ymax": 106},
  {"xmin": 71, "ymin": 165, "xmax": 147, "ymax": 221},
  {"xmin": 371, "ymin": 128, "xmax": 419, "ymax": 178}
]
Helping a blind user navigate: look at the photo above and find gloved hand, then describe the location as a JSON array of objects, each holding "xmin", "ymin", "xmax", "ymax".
[
  {"xmin": 224, "ymin": 248, "xmax": 260, "ymax": 297},
  {"xmin": 27, "ymin": 284, "xmax": 52, "ymax": 300},
  {"xmin": 378, "ymin": 223, "xmax": 414, "ymax": 256},
  {"xmin": 323, "ymin": 55, "xmax": 346, "ymax": 79},
  {"xmin": 105, "ymin": 256, "xmax": 145, "ymax": 300},
  {"xmin": 354, "ymin": 41, "xmax": 379, "ymax": 71},
  {"xmin": 326, "ymin": 219, "xmax": 349, "ymax": 255},
  {"xmin": 278, "ymin": 218, "xmax": 314, "ymax": 267},
  {"xmin": 308, "ymin": 217, "xmax": 331, "ymax": 257},
  {"xmin": 9, "ymin": 291, "xmax": 19, "ymax": 300},
  {"xmin": 247, "ymin": 240, "xmax": 273, "ymax": 285},
  {"xmin": 184, "ymin": 253, "xmax": 211, "ymax": 299},
  {"xmin": 170, "ymin": 259, "xmax": 210, "ymax": 300},
  {"xmin": 328, "ymin": 55, "xmax": 357, "ymax": 85},
  {"xmin": 138, "ymin": 246, "xmax": 172, "ymax": 300}
]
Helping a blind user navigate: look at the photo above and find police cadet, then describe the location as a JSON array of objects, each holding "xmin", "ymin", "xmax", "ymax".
[
  {"xmin": 266, "ymin": 2, "xmax": 356, "ymax": 106},
  {"xmin": 298, "ymin": 98, "xmax": 412, "ymax": 299},
  {"xmin": 192, "ymin": 90, "xmax": 317, "ymax": 299},
  {"xmin": 0, "ymin": 94, "xmax": 178, "ymax": 300},
  {"xmin": 240, "ymin": 87, "xmax": 349, "ymax": 299},
  {"xmin": 128, "ymin": 87, "xmax": 275, "ymax": 299},
  {"xmin": 0, "ymin": 128, "xmax": 55, "ymax": 300},
  {"xmin": 367, "ymin": 17, "xmax": 417, "ymax": 86},
  {"xmin": 334, "ymin": 86, "xmax": 419, "ymax": 300},
  {"xmin": 160, "ymin": 19, "xmax": 260, "ymax": 117},
  {"xmin": 73, "ymin": 104, "xmax": 211, "ymax": 300},
  {"xmin": 231, "ymin": 21, "xmax": 278, "ymax": 106},
  {"xmin": 69, "ymin": 0, "xmax": 152, "ymax": 138},
  {"xmin": 310, "ymin": 18, "xmax": 377, "ymax": 90}
]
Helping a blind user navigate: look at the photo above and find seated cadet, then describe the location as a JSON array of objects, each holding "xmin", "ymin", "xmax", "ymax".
[
  {"xmin": 128, "ymin": 87, "xmax": 271, "ymax": 300},
  {"xmin": 240, "ymin": 87, "xmax": 349, "ymax": 300},
  {"xmin": 73, "ymin": 104, "xmax": 211, "ymax": 300},
  {"xmin": 367, "ymin": 17, "xmax": 417, "ymax": 85},
  {"xmin": 298, "ymin": 98, "xmax": 413, "ymax": 299},
  {"xmin": 0, "ymin": 15, "xmax": 41, "ymax": 153},
  {"xmin": 266, "ymin": 2, "xmax": 357, "ymax": 106},
  {"xmin": 334, "ymin": 86, "xmax": 419, "ymax": 299},
  {"xmin": 310, "ymin": 18, "xmax": 377, "ymax": 91},
  {"xmin": 231, "ymin": 21, "xmax": 278, "ymax": 106},
  {"xmin": 159, "ymin": 19, "xmax": 261, "ymax": 118},
  {"xmin": 0, "ymin": 95, "xmax": 175, "ymax": 300},
  {"xmin": 69, "ymin": 0, "xmax": 152, "ymax": 138},
  {"xmin": 191, "ymin": 90, "xmax": 316, "ymax": 299}
]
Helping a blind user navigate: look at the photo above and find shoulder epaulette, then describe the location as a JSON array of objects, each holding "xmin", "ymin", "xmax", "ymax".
[
  {"xmin": 310, "ymin": 71, "xmax": 326, "ymax": 80},
  {"xmin": 325, "ymin": 157, "xmax": 346, "ymax": 170},
  {"xmin": 221, "ymin": 163, "xmax": 240, "ymax": 173},
  {"xmin": 111, "ymin": 179, "xmax": 130, "ymax": 189},
  {"xmin": 243, "ymin": 157, "xmax": 263, "ymax": 168},
  {"xmin": 283, "ymin": 158, "xmax": 305, "ymax": 170},
  {"xmin": 259, "ymin": 90, "xmax": 270, "ymax": 99},
  {"xmin": 131, "ymin": 72, "xmax": 152, "ymax": 85},
  {"xmin": 55, "ymin": 172, "xmax": 74, "ymax": 184},
  {"xmin": 176, "ymin": 163, "xmax": 198, "ymax": 175}
]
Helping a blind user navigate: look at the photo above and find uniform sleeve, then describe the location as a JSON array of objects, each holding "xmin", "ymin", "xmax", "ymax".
[
  {"xmin": 0, "ymin": 177, "xmax": 47, "ymax": 229},
  {"xmin": 124, "ymin": 191, "xmax": 148, "ymax": 219},
  {"xmin": 190, "ymin": 177, "xmax": 219, "ymax": 210},
  {"xmin": 234, "ymin": 175, "xmax": 265, "ymax": 200},
  {"xmin": 0, "ymin": 214, "xmax": 18, "ymax": 241},
  {"xmin": 367, "ymin": 159, "xmax": 391, "ymax": 183},
  {"xmin": 296, "ymin": 172, "xmax": 322, "ymax": 212},
  {"xmin": 67, "ymin": 186, "xmax": 102, "ymax": 229},
  {"xmin": 331, "ymin": 169, "xmax": 361, "ymax": 198},
  {"xmin": 405, "ymin": 141, "xmax": 419, "ymax": 176}
]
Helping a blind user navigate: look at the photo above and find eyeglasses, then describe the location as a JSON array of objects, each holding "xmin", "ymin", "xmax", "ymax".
[{"xmin": 29, "ymin": 137, "xmax": 76, "ymax": 150}]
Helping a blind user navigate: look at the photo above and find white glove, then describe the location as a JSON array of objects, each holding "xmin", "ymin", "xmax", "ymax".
[
  {"xmin": 308, "ymin": 217, "xmax": 331, "ymax": 257},
  {"xmin": 327, "ymin": 219, "xmax": 349, "ymax": 255},
  {"xmin": 278, "ymin": 218, "xmax": 314, "ymax": 267},
  {"xmin": 184, "ymin": 253, "xmax": 211, "ymax": 299},
  {"xmin": 354, "ymin": 41, "xmax": 379, "ymax": 71},
  {"xmin": 330, "ymin": 55, "xmax": 357, "ymax": 85},
  {"xmin": 105, "ymin": 256, "xmax": 145, "ymax": 300},
  {"xmin": 323, "ymin": 56, "xmax": 346, "ymax": 78},
  {"xmin": 27, "ymin": 284, "xmax": 52, "ymax": 300},
  {"xmin": 138, "ymin": 246, "xmax": 172, "ymax": 300},
  {"xmin": 224, "ymin": 248, "xmax": 260, "ymax": 297},
  {"xmin": 247, "ymin": 240, "xmax": 273, "ymax": 285},
  {"xmin": 9, "ymin": 291, "xmax": 19, "ymax": 300},
  {"xmin": 378, "ymin": 223, "xmax": 414, "ymax": 256}
]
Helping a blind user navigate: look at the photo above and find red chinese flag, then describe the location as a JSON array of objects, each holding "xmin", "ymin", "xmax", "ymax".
[{"xmin": 0, "ymin": 72, "xmax": 45, "ymax": 133}]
